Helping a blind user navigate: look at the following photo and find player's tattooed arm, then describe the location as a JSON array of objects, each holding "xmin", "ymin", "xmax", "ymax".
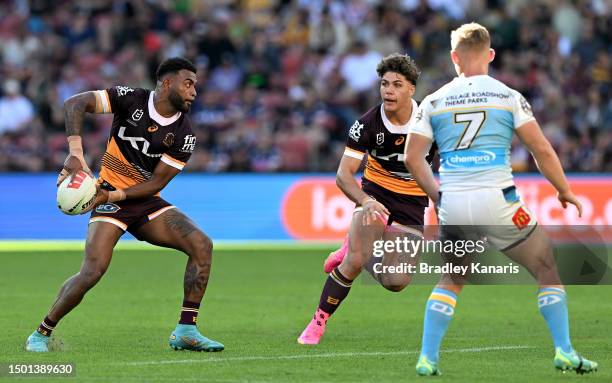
[
  {"xmin": 57, "ymin": 92, "xmax": 98, "ymax": 185},
  {"xmin": 63, "ymin": 92, "xmax": 97, "ymax": 136}
]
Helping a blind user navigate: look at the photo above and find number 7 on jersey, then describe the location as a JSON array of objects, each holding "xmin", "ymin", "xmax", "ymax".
[{"xmin": 454, "ymin": 111, "xmax": 486, "ymax": 150}]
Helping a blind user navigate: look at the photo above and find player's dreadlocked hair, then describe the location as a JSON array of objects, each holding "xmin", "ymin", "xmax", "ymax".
[
  {"xmin": 376, "ymin": 53, "xmax": 420, "ymax": 85},
  {"xmin": 156, "ymin": 57, "xmax": 197, "ymax": 81}
]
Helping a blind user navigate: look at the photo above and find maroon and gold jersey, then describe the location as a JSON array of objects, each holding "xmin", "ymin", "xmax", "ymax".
[
  {"xmin": 93, "ymin": 86, "xmax": 195, "ymax": 190},
  {"xmin": 344, "ymin": 101, "xmax": 431, "ymax": 196}
]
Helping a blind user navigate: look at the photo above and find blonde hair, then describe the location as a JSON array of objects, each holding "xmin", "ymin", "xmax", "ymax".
[{"xmin": 450, "ymin": 23, "xmax": 490, "ymax": 51}]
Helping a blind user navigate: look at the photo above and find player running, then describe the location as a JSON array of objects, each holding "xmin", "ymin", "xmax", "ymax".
[
  {"xmin": 404, "ymin": 23, "xmax": 598, "ymax": 375},
  {"xmin": 298, "ymin": 53, "xmax": 433, "ymax": 345},
  {"xmin": 26, "ymin": 57, "xmax": 224, "ymax": 353}
]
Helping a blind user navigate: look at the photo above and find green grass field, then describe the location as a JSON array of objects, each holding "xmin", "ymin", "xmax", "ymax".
[{"xmin": 0, "ymin": 243, "xmax": 609, "ymax": 382}]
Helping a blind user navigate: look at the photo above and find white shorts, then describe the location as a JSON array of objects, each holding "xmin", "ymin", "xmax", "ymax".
[{"xmin": 438, "ymin": 186, "xmax": 537, "ymax": 251}]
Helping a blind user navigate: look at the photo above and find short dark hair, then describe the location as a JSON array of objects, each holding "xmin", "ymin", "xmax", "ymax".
[
  {"xmin": 156, "ymin": 57, "xmax": 197, "ymax": 81},
  {"xmin": 376, "ymin": 53, "xmax": 420, "ymax": 85}
]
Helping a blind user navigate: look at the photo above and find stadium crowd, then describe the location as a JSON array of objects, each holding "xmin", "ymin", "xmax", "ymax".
[{"xmin": 0, "ymin": 0, "xmax": 609, "ymax": 173}]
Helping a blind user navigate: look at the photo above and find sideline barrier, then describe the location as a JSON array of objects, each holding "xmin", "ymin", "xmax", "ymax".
[{"xmin": 0, "ymin": 174, "xmax": 610, "ymax": 240}]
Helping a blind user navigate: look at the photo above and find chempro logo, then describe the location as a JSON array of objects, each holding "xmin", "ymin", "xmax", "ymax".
[{"xmin": 445, "ymin": 150, "xmax": 496, "ymax": 168}]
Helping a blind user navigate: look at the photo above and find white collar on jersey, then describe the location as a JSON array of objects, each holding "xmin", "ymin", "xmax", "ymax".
[
  {"xmin": 148, "ymin": 91, "xmax": 182, "ymax": 126},
  {"xmin": 380, "ymin": 98, "xmax": 418, "ymax": 134}
]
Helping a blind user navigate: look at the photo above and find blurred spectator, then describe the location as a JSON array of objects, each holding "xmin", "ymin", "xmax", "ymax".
[
  {"xmin": 0, "ymin": 80, "xmax": 34, "ymax": 133},
  {"xmin": 0, "ymin": 0, "xmax": 609, "ymax": 173}
]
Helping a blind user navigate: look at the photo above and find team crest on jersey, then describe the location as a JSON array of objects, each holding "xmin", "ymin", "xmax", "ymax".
[
  {"xmin": 181, "ymin": 135, "xmax": 196, "ymax": 152},
  {"xmin": 116, "ymin": 86, "xmax": 134, "ymax": 97},
  {"xmin": 376, "ymin": 132, "xmax": 384, "ymax": 145},
  {"xmin": 349, "ymin": 120, "xmax": 364, "ymax": 142},
  {"xmin": 132, "ymin": 109, "xmax": 144, "ymax": 121},
  {"xmin": 163, "ymin": 132, "xmax": 175, "ymax": 147}
]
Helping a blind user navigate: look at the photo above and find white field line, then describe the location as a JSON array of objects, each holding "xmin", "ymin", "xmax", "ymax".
[{"xmin": 123, "ymin": 345, "xmax": 533, "ymax": 366}]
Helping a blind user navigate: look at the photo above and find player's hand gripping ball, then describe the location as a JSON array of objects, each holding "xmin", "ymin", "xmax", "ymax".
[{"xmin": 57, "ymin": 170, "xmax": 97, "ymax": 215}]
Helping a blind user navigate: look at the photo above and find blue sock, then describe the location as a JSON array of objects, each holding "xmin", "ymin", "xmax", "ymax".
[
  {"xmin": 419, "ymin": 288, "xmax": 457, "ymax": 363},
  {"xmin": 538, "ymin": 287, "xmax": 572, "ymax": 353}
]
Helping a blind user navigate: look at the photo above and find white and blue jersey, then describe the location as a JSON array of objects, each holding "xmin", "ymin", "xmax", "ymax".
[{"xmin": 410, "ymin": 75, "xmax": 535, "ymax": 192}]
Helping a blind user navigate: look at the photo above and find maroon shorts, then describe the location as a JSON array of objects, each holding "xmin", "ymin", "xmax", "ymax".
[
  {"xmin": 362, "ymin": 179, "xmax": 428, "ymax": 228},
  {"xmin": 89, "ymin": 196, "xmax": 175, "ymax": 234}
]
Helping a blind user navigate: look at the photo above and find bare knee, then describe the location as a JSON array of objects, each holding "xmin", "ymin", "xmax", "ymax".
[
  {"xmin": 338, "ymin": 250, "xmax": 364, "ymax": 279},
  {"xmin": 381, "ymin": 275, "xmax": 412, "ymax": 292},
  {"xmin": 187, "ymin": 231, "xmax": 213, "ymax": 265},
  {"xmin": 78, "ymin": 262, "xmax": 107, "ymax": 287},
  {"xmin": 81, "ymin": 246, "xmax": 110, "ymax": 287},
  {"xmin": 382, "ymin": 282, "xmax": 408, "ymax": 292}
]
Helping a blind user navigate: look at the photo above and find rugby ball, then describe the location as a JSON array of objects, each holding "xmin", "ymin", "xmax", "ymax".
[{"xmin": 57, "ymin": 170, "xmax": 97, "ymax": 215}]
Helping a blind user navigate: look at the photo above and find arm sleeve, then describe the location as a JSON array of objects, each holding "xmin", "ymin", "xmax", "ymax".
[
  {"xmin": 510, "ymin": 89, "xmax": 536, "ymax": 129},
  {"xmin": 343, "ymin": 119, "xmax": 369, "ymax": 160},
  {"xmin": 160, "ymin": 119, "xmax": 195, "ymax": 171},
  {"xmin": 408, "ymin": 98, "xmax": 434, "ymax": 139},
  {"xmin": 95, "ymin": 86, "xmax": 143, "ymax": 115}
]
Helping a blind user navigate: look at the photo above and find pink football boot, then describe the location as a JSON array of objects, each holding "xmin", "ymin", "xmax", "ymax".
[
  {"xmin": 323, "ymin": 235, "xmax": 349, "ymax": 273},
  {"xmin": 297, "ymin": 309, "xmax": 330, "ymax": 345}
]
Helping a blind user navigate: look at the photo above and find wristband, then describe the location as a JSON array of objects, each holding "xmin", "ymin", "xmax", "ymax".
[
  {"xmin": 67, "ymin": 136, "xmax": 83, "ymax": 155},
  {"xmin": 108, "ymin": 189, "xmax": 126, "ymax": 203}
]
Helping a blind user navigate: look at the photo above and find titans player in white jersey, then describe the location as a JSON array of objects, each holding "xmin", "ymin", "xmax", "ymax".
[{"xmin": 405, "ymin": 23, "xmax": 597, "ymax": 375}]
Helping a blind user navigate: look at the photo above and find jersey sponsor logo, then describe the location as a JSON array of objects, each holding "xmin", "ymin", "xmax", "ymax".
[
  {"xmin": 376, "ymin": 132, "xmax": 384, "ymax": 145},
  {"xmin": 117, "ymin": 126, "xmax": 161, "ymax": 158},
  {"xmin": 512, "ymin": 206, "xmax": 531, "ymax": 230},
  {"xmin": 416, "ymin": 108, "xmax": 424, "ymax": 121},
  {"xmin": 395, "ymin": 136, "xmax": 405, "ymax": 146},
  {"xmin": 442, "ymin": 149, "xmax": 505, "ymax": 168},
  {"xmin": 348, "ymin": 120, "xmax": 364, "ymax": 142},
  {"xmin": 370, "ymin": 149, "xmax": 405, "ymax": 163},
  {"xmin": 520, "ymin": 96, "xmax": 533, "ymax": 116},
  {"xmin": 116, "ymin": 86, "xmax": 134, "ymax": 97},
  {"xmin": 132, "ymin": 109, "xmax": 144, "ymax": 121},
  {"xmin": 148, "ymin": 124, "xmax": 159, "ymax": 133},
  {"xmin": 95, "ymin": 203, "xmax": 121, "ymax": 214},
  {"xmin": 181, "ymin": 135, "xmax": 196, "ymax": 152}
]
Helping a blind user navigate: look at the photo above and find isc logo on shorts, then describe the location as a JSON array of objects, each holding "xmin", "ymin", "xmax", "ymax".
[
  {"xmin": 512, "ymin": 207, "xmax": 531, "ymax": 230},
  {"xmin": 95, "ymin": 203, "xmax": 121, "ymax": 214}
]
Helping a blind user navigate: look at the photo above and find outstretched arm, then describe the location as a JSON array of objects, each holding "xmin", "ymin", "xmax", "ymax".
[{"xmin": 515, "ymin": 120, "xmax": 582, "ymax": 216}]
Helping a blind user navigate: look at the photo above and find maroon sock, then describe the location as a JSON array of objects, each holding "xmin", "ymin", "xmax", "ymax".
[
  {"xmin": 36, "ymin": 316, "xmax": 57, "ymax": 337},
  {"xmin": 179, "ymin": 300, "xmax": 200, "ymax": 325},
  {"xmin": 318, "ymin": 267, "xmax": 353, "ymax": 315}
]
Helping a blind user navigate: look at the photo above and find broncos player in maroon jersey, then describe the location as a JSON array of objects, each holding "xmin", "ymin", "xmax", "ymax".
[
  {"xmin": 298, "ymin": 53, "xmax": 434, "ymax": 345},
  {"xmin": 26, "ymin": 58, "xmax": 223, "ymax": 352}
]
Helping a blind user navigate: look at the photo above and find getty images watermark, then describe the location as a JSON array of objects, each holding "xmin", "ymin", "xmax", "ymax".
[{"xmin": 371, "ymin": 237, "xmax": 521, "ymax": 276}]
